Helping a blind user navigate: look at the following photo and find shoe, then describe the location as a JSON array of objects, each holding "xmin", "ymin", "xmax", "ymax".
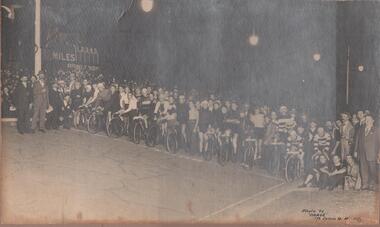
[
  {"xmin": 39, "ymin": 129, "xmax": 46, "ymax": 133},
  {"xmin": 18, "ymin": 131, "xmax": 24, "ymax": 135},
  {"xmin": 30, "ymin": 129, "xmax": 36, "ymax": 134}
]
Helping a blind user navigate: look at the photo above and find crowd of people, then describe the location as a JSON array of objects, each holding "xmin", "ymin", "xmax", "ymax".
[{"xmin": 1, "ymin": 67, "xmax": 380, "ymax": 192}]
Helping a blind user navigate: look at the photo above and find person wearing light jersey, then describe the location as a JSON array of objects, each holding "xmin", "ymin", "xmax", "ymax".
[
  {"xmin": 117, "ymin": 92, "xmax": 138, "ymax": 128},
  {"xmin": 250, "ymin": 107, "xmax": 266, "ymax": 159},
  {"xmin": 154, "ymin": 93, "xmax": 170, "ymax": 136},
  {"xmin": 277, "ymin": 105, "xmax": 295, "ymax": 142},
  {"xmin": 166, "ymin": 96, "xmax": 177, "ymax": 127},
  {"xmin": 119, "ymin": 87, "xmax": 130, "ymax": 111}
]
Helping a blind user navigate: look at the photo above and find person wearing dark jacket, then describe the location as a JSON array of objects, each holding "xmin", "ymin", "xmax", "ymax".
[
  {"xmin": 355, "ymin": 115, "xmax": 380, "ymax": 190},
  {"xmin": 70, "ymin": 81, "xmax": 83, "ymax": 111},
  {"xmin": 70, "ymin": 81, "xmax": 83, "ymax": 127},
  {"xmin": 31, "ymin": 72, "xmax": 49, "ymax": 133},
  {"xmin": 13, "ymin": 76, "xmax": 32, "ymax": 134},
  {"xmin": 61, "ymin": 94, "xmax": 73, "ymax": 129},
  {"xmin": 105, "ymin": 85, "xmax": 120, "ymax": 122},
  {"xmin": 46, "ymin": 83, "xmax": 62, "ymax": 130},
  {"xmin": 1, "ymin": 87, "xmax": 12, "ymax": 118}
]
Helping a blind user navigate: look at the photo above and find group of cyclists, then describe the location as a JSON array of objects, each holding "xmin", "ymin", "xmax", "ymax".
[
  {"xmin": 44, "ymin": 75, "xmax": 339, "ymax": 182},
  {"xmin": 3, "ymin": 69, "xmax": 379, "ymax": 188}
]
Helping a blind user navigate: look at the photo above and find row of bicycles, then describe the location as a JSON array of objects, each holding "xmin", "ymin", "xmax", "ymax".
[{"xmin": 74, "ymin": 105, "xmax": 303, "ymax": 183}]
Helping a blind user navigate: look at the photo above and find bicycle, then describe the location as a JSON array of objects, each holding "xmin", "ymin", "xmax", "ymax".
[
  {"xmin": 241, "ymin": 137, "xmax": 257, "ymax": 170},
  {"xmin": 87, "ymin": 106, "xmax": 105, "ymax": 134},
  {"xmin": 284, "ymin": 149, "xmax": 303, "ymax": 183},
  {"xmin": 133, "ymin": 114, "xmax": 157, "ymax": 147},
  {"xmin": 75, "ymin": 105, "xmax": 91, "ymax": 130},
  {"xmin": 202, "ymin": 128, "xmax": 218, "ymax": 161},
  {"xmin": 106, "ymin": 112, "xmax": 130, "ymax": 138},
  {"xmin": 166, "ymin": 122, "xmax": 179, "ymax": 153},
  {"xmin": 218, "ymin": 133, "xmax": 233, "ymax": 166}
]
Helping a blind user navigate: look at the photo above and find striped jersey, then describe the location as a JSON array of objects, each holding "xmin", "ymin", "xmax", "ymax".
[
  {"xmin": 287, "ymin": 135, "xmax": 304, "ymax": 153},
  {"xmin": 277, "ymin": 115, "xmax": 296, "ymax": 133},
  {"xmin": 313, "ymin": 132, "xmax": 331, "ymax": 152}
]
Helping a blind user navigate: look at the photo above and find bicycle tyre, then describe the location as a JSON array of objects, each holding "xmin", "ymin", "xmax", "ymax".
[
  {"xmin": 285, "ymin": 155, "xmax": 301, "ymax": 183},
  {"xmin": 166, "ymin": 131, "xmax": 178, "ymax": 153},
  {"xmin": 146, "ymin": 125, "xmax": 158, "ymax": 147},
  {"xmin": 243, "ymin": 146, "xmax": 254, "ymax": 169},
  {"xmin": 123, "ymin": 116, "xmax": 130, "ymax": 137},
  {"xmin": 87, "ymin": 113, "xmax": 99, "ymax": 134},
  {"xmin": 133, "ymin": 122, "xmax": 143, "ymax": 144},
  {"xmin": 78, "ymin": 110, "xmax": 87, "ymax": 130},
  {"xmin": 218, "ymin": 143, "xmax": 229, "ymax": 166},
  {"xmin": 202, "ymin": 138, "xmax": 213, "ymax": 161},
  {"xmin": 107, "ymin": 117, "xmax": 124, "ymax": 138}
]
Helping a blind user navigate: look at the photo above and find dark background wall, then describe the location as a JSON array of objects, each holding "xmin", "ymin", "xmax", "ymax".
[
  {"xmin": 1, "ymin": 0, "xmax": 34, "ymax": 71},
  {"xmin": 336, "ymin": 1, "xmax": 380, "ymax": 115},
  {"xmin": 10, "ymin": 0, "xmax": 380, "ymax": 120},
  {"xmin": 118, "ymin": 0, "xmax": 337, "ymax": 119}
]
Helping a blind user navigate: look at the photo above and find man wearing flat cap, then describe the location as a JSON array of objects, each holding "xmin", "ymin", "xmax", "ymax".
[{"xmin": 31, "ymin": 72, "xmax": 49, "ymax": 133}]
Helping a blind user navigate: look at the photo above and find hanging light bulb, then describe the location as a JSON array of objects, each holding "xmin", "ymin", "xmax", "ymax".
[
  {"xmin": 248, "ymin": 34, "xmax": 259, "ymax": 46},
  {"xmin": 140, "ymin": 0, "xmax": 154, "ymax": 13},
  {"xmin": 313, "ymin": 53, "xmax": 321, "ymax": 61}
]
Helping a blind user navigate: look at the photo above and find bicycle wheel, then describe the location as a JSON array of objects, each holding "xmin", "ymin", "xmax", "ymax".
[
  {"xmin": 123, "ymin": 116, "xmax": 130, "ymax": 137},
  {"xmin": 78, "ymin": 111, "xmax": 87, "ymax": 130},
  {"xmin": 166, "ymin": 131, "xmax": 178, "ymax": 153},
  {"xmin": 285, "ymin": 155, "xmax": 301, "ymax": 183},
  {"xmin": 202, "ymin": 139, "xmax": 213, "ymax": 161},
  {"xmin": 146, "ymin": 125, "xmax": 158, "ymax": 147},
  {"xmin": 133, "ymin": 122, "xmax": 143, "ymax": 144},
  {"xmin": 243, "ymin": 146, "xmax": 254, "ymax": 169},
  {"xmin": 73, "ymin": 110, "xmax": 80, "ymax": 129},
  {"xmin": 87, "ymin": 113, "xmax": 99, "ymax": 134},
  {"xmin": 107, "ymin": 117, "xmax": 124, "ymax": 138},
  {"xmin": 218, "ymin": 143, "xmax": 229, "ymax": 166}
]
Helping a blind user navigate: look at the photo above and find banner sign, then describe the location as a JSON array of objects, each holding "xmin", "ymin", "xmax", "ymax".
[{"xmin": 44, "ymin": 43, "xmax": 100, "ymax": 72}]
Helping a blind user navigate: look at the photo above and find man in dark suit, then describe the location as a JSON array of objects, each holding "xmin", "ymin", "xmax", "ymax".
[
  {"xmin": 46, "ymin": 83, "xmax": 62, "ymax": 130},
  {"xmin": 14, "ymin": 76, "xmax": 32, "ymax": 134},
  {"xmin": 356, "ymin": 115, "xmax": 380, "ymax": 190},
  {"xmin": 31, "ymin": 72, "xmax": 49, "ymax": 133},
  {"xmin": 353, "ymin": 111, "xmax": 366, "ymax": 160}
]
